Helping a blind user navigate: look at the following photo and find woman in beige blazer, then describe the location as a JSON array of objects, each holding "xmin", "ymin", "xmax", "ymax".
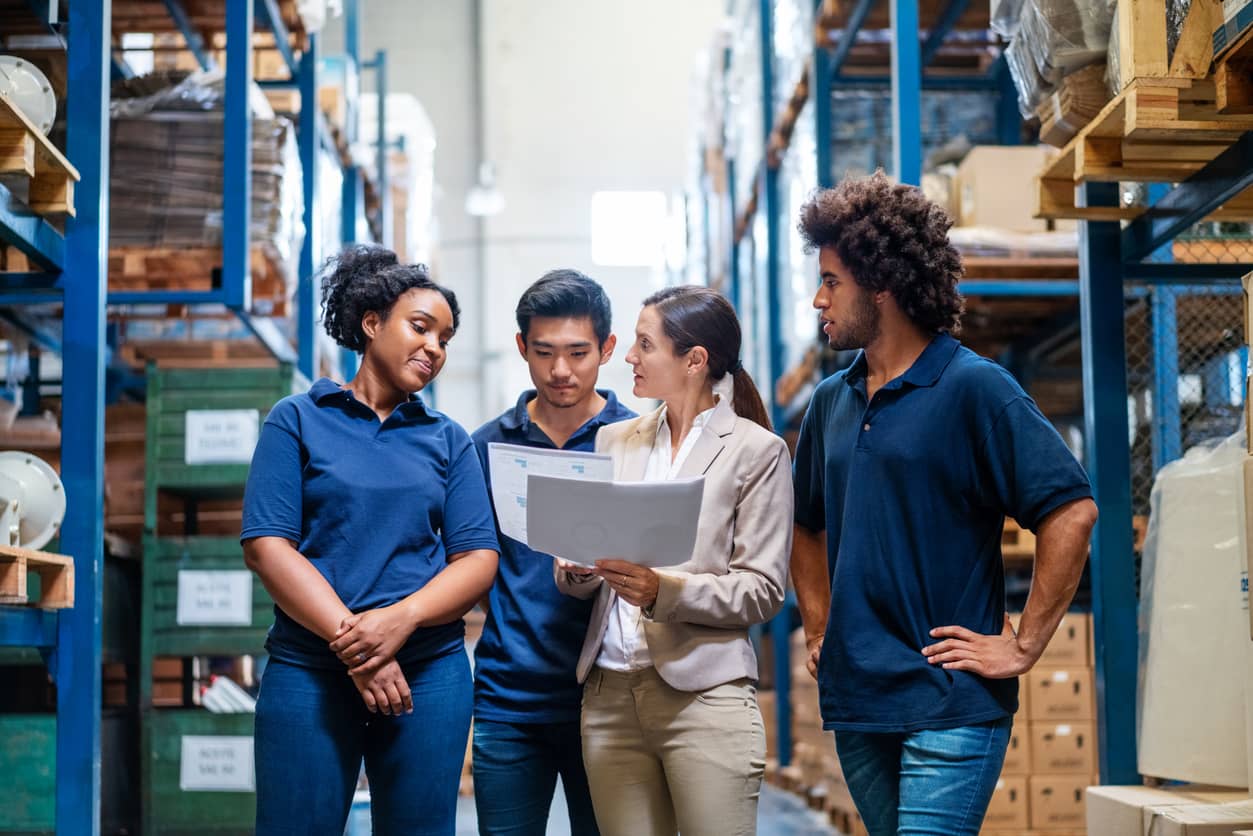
[{"xmin": 555, "ymin": 285, "xmax": 794, "ymax": 836}]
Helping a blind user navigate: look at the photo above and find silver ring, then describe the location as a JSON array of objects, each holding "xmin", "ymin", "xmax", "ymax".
[{"xmin": 355, "ymin": 652, "xmax": 367, "ymax": 663}]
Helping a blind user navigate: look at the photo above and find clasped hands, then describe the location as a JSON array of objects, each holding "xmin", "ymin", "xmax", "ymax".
[
  {"xmin": 559, "ymin": 557, "xmax": 660, "ymax": 610},
  {"xmin": 328, "ymin": 601, "xmax": 418, "ymax": 716}
]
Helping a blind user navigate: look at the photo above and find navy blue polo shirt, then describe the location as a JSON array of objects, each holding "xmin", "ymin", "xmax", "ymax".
[
  {"xmin": 793, "ymin": 334, "xmax": 1092, "ymax": 733},
  {"xmin": 241, "ymin": 378, "xmax": 500, "ymax": 670},
  {"xmin": 471, "ymin": 390, "xmax": 635, "ymax": 724}
]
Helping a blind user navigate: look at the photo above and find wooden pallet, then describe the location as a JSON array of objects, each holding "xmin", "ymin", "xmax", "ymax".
[
  {"xmin": 1035, "ymin": 77, "xmax": 1253, "ymax": 221},
  {"xmin": 0, "ymin": 90, "xmax": 80, "ymax": 218},
  {"xmin": 106, "ymin": 245, "xmax": 293, "ymax": 315},
  {"xmin": 0, "ymin": 544, "xmax": 73, "ymax": 609},
  {"xmin": 1216, "ymin": 23, "xmax": 1253, "ymax": 113}
]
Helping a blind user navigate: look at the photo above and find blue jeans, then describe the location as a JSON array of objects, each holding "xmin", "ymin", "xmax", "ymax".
[
  {"xmin": 834, "ymin": 717, "xmax": 1012, "ymax": 836},
  {"xmin": 254, "ymin": 650, "xmax": 472, "ymax": 836},
  {"xmin": 472, "ymin": 718, "xmax": 600, "ymax": 836}
]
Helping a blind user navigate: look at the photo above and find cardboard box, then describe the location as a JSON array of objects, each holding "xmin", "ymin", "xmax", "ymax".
[
  {"xmin": 1002, "ymin": 725, "xmax": 1031, "ymax": 775},
  {"xmin": 1015, "ymin": 675, "xmax": 1030, "ymax": 720},
  {"xmin": 983, "ymin": 775, "xmax": 1029, "ymax": 830},
  {"xmin": 1040, "ymin": 613, "xmax": 1091, "ymax": 667},
  {"xmin": 1030, "ymin": 774, "xmax": 1088, "ymax": 830},
  {"xmin": 1085, "ymin": 784, "xmax": 1252, "ymax": 835},
  {"xmin": 1144, "ymin": 800, "xmax": 1253, "ymax": 835},
  {"xmin": 1028, "ymin": 667, "xmax": 1094, "ymax": 721},
  {"xmin": 955, "ymin": 146, "xmax": 1056, "ymax": 233},
  {"xmin": 1030, "ymin": 722, "xmax": 1097, "ymax": 775}
]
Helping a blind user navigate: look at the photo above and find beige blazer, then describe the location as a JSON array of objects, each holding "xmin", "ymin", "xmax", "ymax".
[{"xmin": 556, "ymin": 398, "xmax": 793, "ymax": 692}]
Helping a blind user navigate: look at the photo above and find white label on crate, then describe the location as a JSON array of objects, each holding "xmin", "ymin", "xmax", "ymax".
[
  {"xmin": 176, "ymin": 571, "xmax": 252, "ymax": 626},
  {"xmin": 1051, "ymin": 670, "xmax": 1071, "ymax": 682},
  {"xmin": 179, "ymin": 736, "xmax": 254, "ymax": 792},
  {"xmin": 1055, "ymin": 725, "xmax": 1073, "ymax": 736},
  {"xmin": 184, "ymin": 409, "xmax": 260, "ymax": 465}
]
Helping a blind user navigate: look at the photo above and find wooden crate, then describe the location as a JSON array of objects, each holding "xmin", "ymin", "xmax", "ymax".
[
  {"xmin": 1003, "ymin": 520, "xmax": 1038, "ymax": 562},
  {"xmin": 1035, "ymin": 77, "xmax": 1253, "ymax": 221},
  {"xmin": 1215, "ymin": 24, "xmax": 1253, "ymax": 113},
  {"xmin": 1114, "ymin": 0, "xmax": 1222, "ymax": 92}
]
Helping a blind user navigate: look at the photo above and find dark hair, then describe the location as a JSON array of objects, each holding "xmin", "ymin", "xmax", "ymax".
[
  {"xmin": 320, "ymin": 244, "xmax": 461, "ymax": 353},
  {"xmin": 798, "ymin": 170, "xmax": 964, "ymax": 335},
  {"xmin": 515, "ymin": 269, "xmax": 613, "ymax": 346},
  {"xmin": 642, "ymin": 285, "xmax": 772, "ymax": 432}
]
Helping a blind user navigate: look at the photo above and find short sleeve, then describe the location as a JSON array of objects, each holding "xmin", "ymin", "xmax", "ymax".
[
  {"xmin": 976, "ymin": 396, "xmax": 1093, "ymax": 531},
  {"xmin": 241, "ymin": 400, "xmax": 304, "ymax": 543},
  {"xmin": 441, "ymin": 428, "xmax": 501, "ymax": 557},
  {"xmin": 793, "ymin": 393, "xmax": 827, "ymax": 531}
]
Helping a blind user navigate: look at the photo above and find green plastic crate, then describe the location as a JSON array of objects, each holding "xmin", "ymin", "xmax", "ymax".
[
  {"xmin": 141, "ymin": 536, "xmax": 272, "ymax": 660},
  {"xmin": 143, "ymin": 710, "xmax": 255, "ymax": 836},
  {"xmin": 144, "ymin": 364, "xmax": 294, "ymax": 522},
  {"xmin": 0, "ymin": 712, "xmax": 138, "ymax": 835}
]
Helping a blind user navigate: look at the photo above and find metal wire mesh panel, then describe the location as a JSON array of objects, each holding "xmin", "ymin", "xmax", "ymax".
[{"xmin": 1124, "ymin": 227, "xmax": 1248, "ymax": 515}]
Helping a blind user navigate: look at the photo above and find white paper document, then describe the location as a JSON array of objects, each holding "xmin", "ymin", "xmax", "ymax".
[
  {"xmin": 526, "ymin": 474, "xmax": 704, "ymax": 568},
  {"xmin": 487, "ymin": 442, "xmax": 614, "ymax": 543}
]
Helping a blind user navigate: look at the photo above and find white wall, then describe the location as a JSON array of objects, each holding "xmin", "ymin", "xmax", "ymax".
[{"xmin": 338, "ymin": 0, "xmax": 723, "ymax": 427}]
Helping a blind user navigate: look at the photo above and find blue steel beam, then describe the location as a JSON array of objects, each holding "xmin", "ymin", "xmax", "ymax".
[
  {"xmin": 236, "ymin": 311, "xmax": 299, "ymax": 365},
  {"xmin": 60, "ymin": 0, "xmax": 110, "ymax": 832},
  {"xmin": 0, "ymin": 274, "xmax": 62, "ymax": 291},
  {"xmin": 107, "ymin": 289, "xmax": 226, "ymax": 305},
  {"xmin": 24, "ymin": 0, "xmax": 59, "ymax": 28},
  {"xmin": 813, "ymin": 0, "xmax": 835, "ymax": 189},
  {"xmin": 109, "ymin": 53, "xmax": 135, "ymax": 80},
  {"xmin": 0, "ymin": 181, "xmax": 65, "ymax": 273},
  {"xmin": 761, "ymin": 0, "xmax": 791, "ymax": 768},
  {"xmin": 256, "ymin": 0, "xmax": 298, "ymax": 78},
  {"xmin": 1122, "ymin": 132, "xmax": 1253, "ymax": 263},
  {"xmin": 0, "ymin": 607, "xmax": 58, "ymax": 647},
  {"xmin": 995, "ymin": 56, "xmax": 1022, "ymax": 145},
  {"xmin": 0, "ymin": 309, "xmax": 64, "ymax": 355},
  {"xmin": 1149, "ymin": 287, "xmax": 1181, "ymax": 470},
  {"xmin": 959, "ymin": 280, "xmax": 1079, "ymax": 296},
  {"xmin": 830, "ymin": 0, "xmax": 877, "ymax": 76},
  {"xmin": 1078, "ymin": 182, "xmax": 1140, "ymax": 785},
  {"xmin": 364, "ymin": 51, "xmax": 392, "ymax": 248},
  {"xmin": 1123, "ymin": 262, "xmax": 1253, "ymax": 282},
  {"xmin": 224, "ymin": 0, "xmax": 254, "ymax": 312},
  {"xmin": 920, "ymin": 0, "xmax": 972, "ymax": 65},
  {"xmin": 297, "ymin": 36, "xmax": 320, "ymax": 380},
  {"xmin": 161, "ymin": 0, "xmax": 216, "ymax": 71},
  {"xmin": 890, "ymin": 0, "xmax": 923, "ymax": 185},
  {"xmin": 759, "ymin": 0, "xmax": 785, "ymax": 431}
]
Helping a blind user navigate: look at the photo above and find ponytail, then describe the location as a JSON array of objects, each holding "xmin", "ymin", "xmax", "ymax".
[{"xmin": 729, "ymin": 367, "xmax": 772, "ymax": 432}]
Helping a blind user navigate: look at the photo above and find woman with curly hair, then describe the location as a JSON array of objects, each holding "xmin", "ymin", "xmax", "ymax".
[
  {"xmin": 241, "ymin": 245, "xmax": 499, "ymax": 835},
  {"xmin": 789, "ymin": 172, "xmax": 1098, "ymax": 836}
]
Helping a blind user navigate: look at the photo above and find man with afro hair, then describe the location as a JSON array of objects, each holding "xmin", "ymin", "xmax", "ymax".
[{"xmin": 788, "ymin": 171, "xmax": 1098, "ymax": 835}]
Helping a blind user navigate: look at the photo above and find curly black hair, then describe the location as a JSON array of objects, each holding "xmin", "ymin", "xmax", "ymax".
[
  {"xmin": 320, "ymin": 244, "xmax": 461, "ymax": 353},
  {"xmin": 798, "ymin": 171, "xmax": 964, "ymax": 335}
]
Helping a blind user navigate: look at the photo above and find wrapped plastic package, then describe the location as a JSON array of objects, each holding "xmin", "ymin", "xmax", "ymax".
[
  {"xmin": 356, "ymin": 93, "xmax": 436, "ymax": 264},
  {"xmin": 773, "ymin": 0, "xmax": 814, "ymax": 106},
  {"xmin": 108, "ymin": 70, "xmax": 305, "ymax": 282},
  {"xmin": 1138, "ymin": 430, "xmax": 1249, "ymax": 788},
  {"xmin": 726, "ymin": 6, "xmax": 764, "ymax": 213},
  {"xmin": 992, "ymin": 0, "xmax": 1029, "ymax": 37},
  {"xmin": 1006, "ymin": 0, "xmax": 1116, "ymax": 114}
]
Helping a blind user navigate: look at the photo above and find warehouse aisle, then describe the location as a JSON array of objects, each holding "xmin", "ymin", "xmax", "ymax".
[{"xmin": 451, "ymin": 781, "xmax": 840, "ymax": 836}]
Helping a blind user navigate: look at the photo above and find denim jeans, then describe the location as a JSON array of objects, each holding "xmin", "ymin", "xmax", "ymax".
[
  {"xmin": 254, "ymin": 650, "xmax": 472, "ymax": 836},
  {"xmin": 471, "ymin": 718, "xmax": 600, "ymax": 836},
  {"xmin": 834, "ymin": 717, "xmax": 1012, "ymax": 836}
]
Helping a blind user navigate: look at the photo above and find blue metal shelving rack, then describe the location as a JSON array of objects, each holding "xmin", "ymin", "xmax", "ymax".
[
  {"xmin": 0, "ymin": 3, "xmax": 110, "ymax": 834},
  {"xmin": 0, "ymin": 1, "xmax": 390, "ymax": 830}
]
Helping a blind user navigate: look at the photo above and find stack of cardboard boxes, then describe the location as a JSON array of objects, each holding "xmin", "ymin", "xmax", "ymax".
[{"xmin": 983, "ymin": 612, "xmax": 1094, "ymax": 835}]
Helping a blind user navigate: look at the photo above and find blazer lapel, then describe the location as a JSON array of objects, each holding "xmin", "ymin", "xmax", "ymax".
[
  {"xmin": 677, "ymin": 398, "xmax": 735, "ymax": 478},
  {"xmin": 619, "ymin": 406, "xmax": 662, "ymax": 481}
]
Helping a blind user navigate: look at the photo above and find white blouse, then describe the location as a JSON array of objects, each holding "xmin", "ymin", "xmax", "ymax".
[{"xmin": 595, "ymin": 402, "xmax": 717, "ymax": 673}]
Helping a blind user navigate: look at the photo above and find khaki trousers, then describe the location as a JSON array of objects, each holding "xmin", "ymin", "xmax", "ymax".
[{"xmin": 580, "ymin": 666, "xmax": 767, "ymax": 836}]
